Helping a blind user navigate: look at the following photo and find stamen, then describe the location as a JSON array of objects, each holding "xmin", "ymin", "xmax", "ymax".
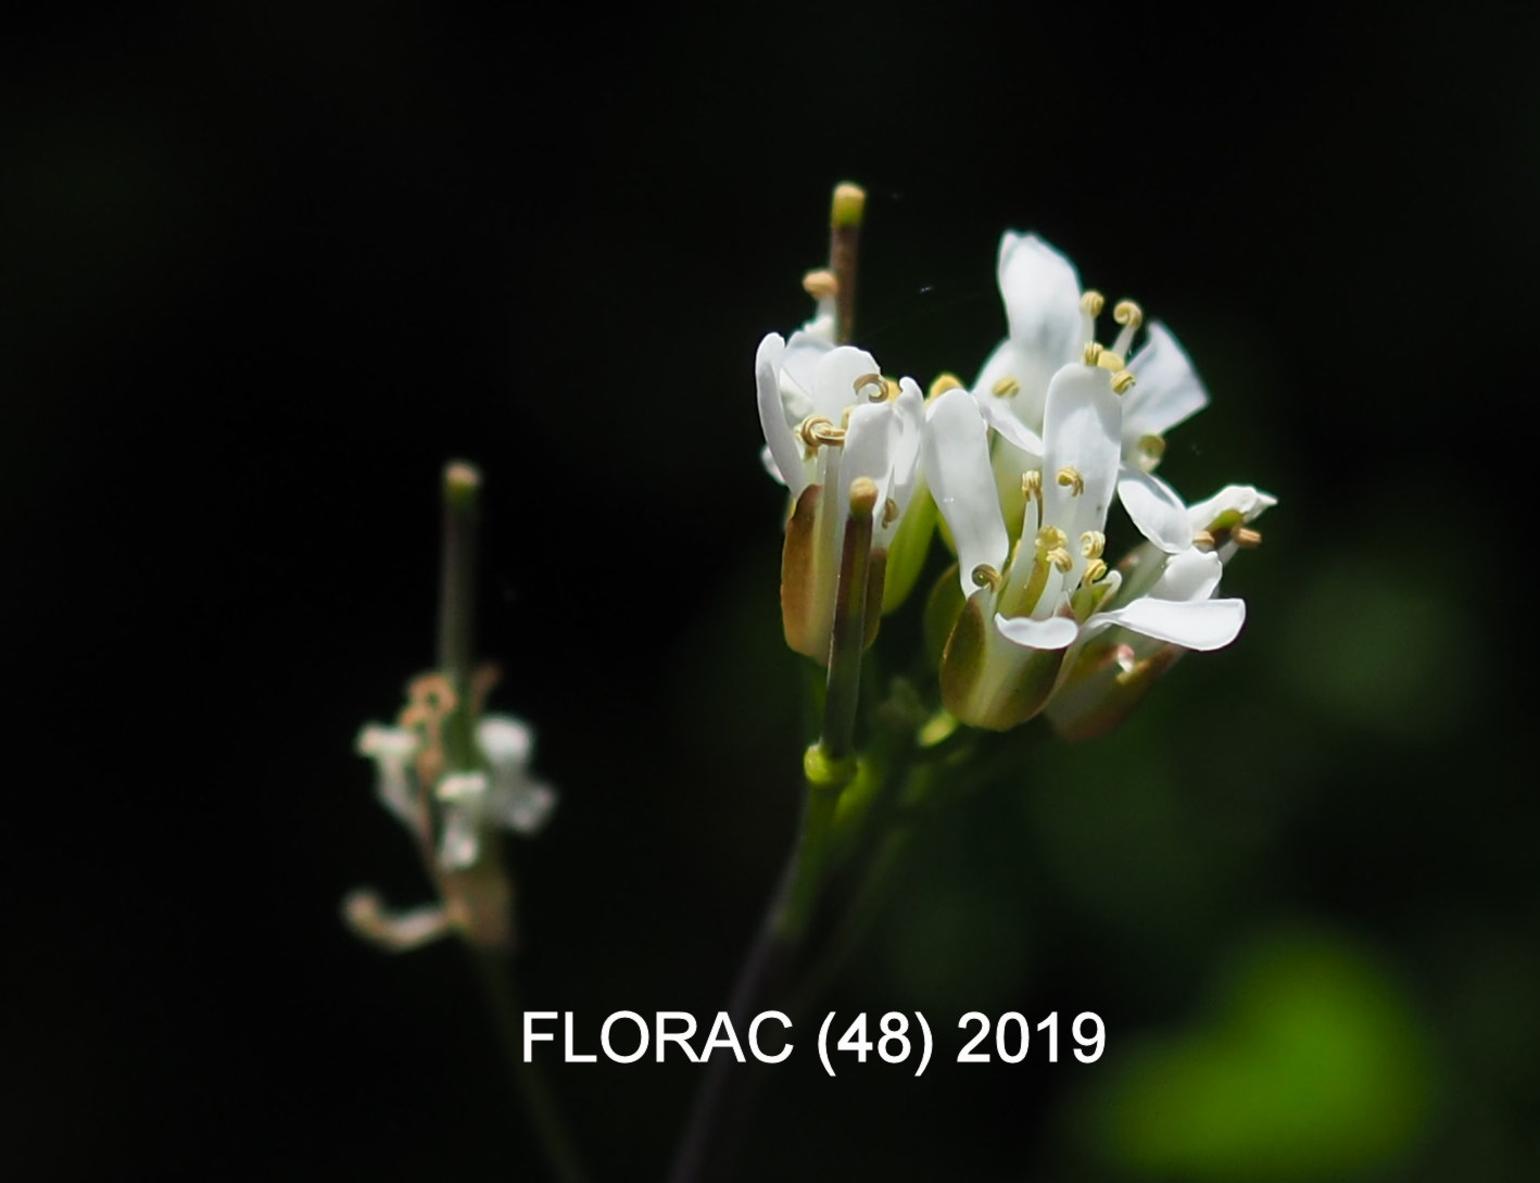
[
  {"xmin": 1056, "ymin": 466, "xmax": 1085, "ymax": 496},
  {"xmin": 881, "ymin": 377, "xmax": 902, "ymax": 401},
  {"xmin": 1111, "ymin": 369, "xmax": 1136, "ymax": 394},
  {"xmin": 1080, "ymin": 530, "xmax": 1106, "ymax": 559},
  {"xmin": 1095, "ymin": 350, "xmax": 1127, "ymax": 371},
  {"xmin": 1021, "ymin": 470, "xmax": 1043, "ymax": 500},
  {"xmin": 1233, "ymin": 527, "xmax": 1263, "ymax": 548},
  {"xmin": 1137, "ymin": 434, "xmax": 1166, "ymax": 466},
  {"xmin": 1081, "ymin": 558, "xmax": 1108, "ymax": 586},
  {"xmin": 1046, "ymin": 547, "xmax": 1074, "ymax": 574},
  {"xmin": 852, "ymin": 372, "xmax": 886, "ymax": 401},
  {"xmin": 802, "ymin": 269, "xmax": 839, "ymax": 299},
  {"xmin": 971, "ymin": 563, "xmax": 1004, "ymax": 591},
  {"xmin": 1082, "ymin": 341, "xmax": 1104, "ymax": 366},
  {"xmin": 1192, "ymin": 529, "xmax": 1216, "ymax": 551},
  {"xmin": 882, "ymin": 497, "xmax": 899, "ymax": 528},
  {"xmin": 1111, "ymin": 299, "xmax": 1143, "ymax": 357},
  {"xmin": 1036, "ymin": 525, "xmax": 1067, "ymax": 551},
  {"xmin": 848, "ymin": 476, "xmax": 880, "ymax": 516},
  {"xmin": 928, "ymin": 372, "xmax": 963, "ymax": 399},
  {"xmin": 991, "ymin": 375, "xmax": 1021, "ymax": 398},
  {"xmin": 798, "ymin": 415, "xmax": 846, "ymax": 449},
  {"xmin": 1080, "ymin": 289, "xmax": 1105, "ymax": 346}
]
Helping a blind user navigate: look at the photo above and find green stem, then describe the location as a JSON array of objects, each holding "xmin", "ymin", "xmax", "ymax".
[
  {"xmin": 437, "ymin": 460, "xmax": 481, "ymax": 773},
  {"xmin": 670, "ymin": 484, "xmax": 879, "ymax": 1181},
  {"xmin": 472, "ymin": 951, "xmax": 591, "ymax": 1183},
  {"xmin": 432, "ymin": 461, "xmax": 588, "ymax": 1182}
]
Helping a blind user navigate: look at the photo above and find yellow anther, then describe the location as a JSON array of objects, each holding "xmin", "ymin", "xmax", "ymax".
[
  {"xmin": 848, "ymin": 476, "xmax": 880, "ymax": 516},
  {"xmin": 1046, "ymin": 547, "xmax": 1074, "ymax": 574},
  {"xmin": 798, "ymin": 415, "xmax": 846, "ymax": 449},
  {"xmin": 1021, "ymin": 470, "xmax": 1043, "ymax": 499},
  {"xmin": 1138, "ymin": 434, "xmax": 1167, "ymax": 462},
  {"xmin": 802, "ymin": 268, "xmax": 838, "ymax": 299},
  {"xmin": 1080, "ymin": 530, "xmax": 1106, "ymax": 559},
  {"xmin": 1056, "ymin": 466, "xmax": 1085, "ymax": 496},
  {"xmin": 1096, "ymin": 351, "xmax": 1127, "ymax": 372},
  {"xmin": 1080, "ymin": 290, "xmax": 1105, "ymax": 317},
  {"xmin": 881, "ymin": 377, "xmax": 903, "ymax": 401},
  {"xmin": 882, "ymin": 497, "xmax": 900, "ymax": 528},
  {"xmin": 1192, "ymin": 529, "xmax": 1216, "ymax": 550},
  {"xmin": 1082, "ymin": 341, "xmax": 1104, "ymax": 366},
  {"xmin": 1081, "ymin": 558, "xmax": 1108, "ymax": 586},
  {"xmin": 852, "ymin": 372, "xmax": 886, "ymax": 401},
  {"xmin": 1111, "ymin": 369, "xmax": 1137, "ymax": 394},
  {"xmin": 1234, "ymin": 527, "xmax": 1263, "ymax": 548},
  {"xmin": 1036, "ymin": 525, "xmax": 1067, "ymax": 551},
  {"xmin": 971, "ymin": 563, "xmax": 1004, "ymax": 591},
  {"xmin": 1113, "ymin": 299, "xmax": 1143, "ymax": 329},
  {"xmin": 928, "ymin": 372, "xmax": 963, "ymax": 399},
  {"xmin": 991, "ymin": 375, "xmax": 1021, "ymax": 398}
]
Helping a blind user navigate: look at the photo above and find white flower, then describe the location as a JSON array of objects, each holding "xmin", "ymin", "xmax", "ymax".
[
  {"xmin": 971, "ymin": 232, "xmax": 1210, "ymax": 554},
  {"xmin": 924, "ymin": 358, "xmax": 1248, "ymax": 730},
  {"xmin": 355, "ymin": 714, "xmax": 556, "ymax": 872},
  {"xmin": 356, "ymin": 723, "xmax": 421, "ymax": 827},
  {"xmin": 1047, "ymin": 484, "xmax": 1275, "ymax": 739},
  {"xmin": 755, "ymin": 329, "xmax": 925, "ymax": 660},
  {"xmin": 435, "ymin": 715, "xmax": 557, "ymax": 871}
]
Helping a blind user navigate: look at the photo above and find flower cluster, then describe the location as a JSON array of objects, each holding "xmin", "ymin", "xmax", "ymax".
[
  {"xmin": 756, "ymin": 224, "xmax": 1273, "ymax": 735},
  {"xmin": 346, "ymin": 671, "xmax": 557, "ymax": 952}
]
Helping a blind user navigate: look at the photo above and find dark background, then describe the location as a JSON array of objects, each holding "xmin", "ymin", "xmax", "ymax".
[{"xmin": 4, "ymin": 4, "xmax": 1534, "ymax": 1179}]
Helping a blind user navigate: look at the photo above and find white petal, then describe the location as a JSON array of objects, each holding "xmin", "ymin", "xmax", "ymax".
[
  {"xmin": 503, "ymin": 781, "xmax": 557, "ymax": 835},
  {"xmin": 756, "ymin": 334, "xmax": 807, "ymax": 497},
  {"xmin": 973, "ymin": 383, "xmax": 1047, "ymax": 457},
  {"xmin": 438, "ymin": 805, "xmax": 480, "ymax": 869},
  {"xmin": 1186, "ymin": 483, "xmax": 1278, "ymax": 529},
  {"xmin": 1094, "ymin": 597, "xmax": 1245, "ymax": 651},
  {"xmin": 1041, "ymin": 363, "xmax": 1123, "ymax": 544},
  {"xmin": 972, "ymin": 339, "xmax": 1054, "ymax": 443},
  {"xmin": 1118, "ymin": 467, "xmax": 1193, "ymax": 554},
  {"xmin": 759, "ymin": 444, "xmax": 785, "ymax": 485},
  {"xmin": 1123, "ymin": 322, "xmax": 1209, "ymax": 439},
  {"xmin": 836, "ymin": 401, "xmax": 894, "ymax": 526},
  {"xmin": 357, "ymin": 724, "xmax": 420, "ymax": 827},
  {"xmin": 356, "ymin": 723, "xmax": 418, "ymax": 762},
  {"xmin": 779, "ymin": 330, "xmax": 827, "ymax": 404},
  {"xmin": 997, "ymin": 232, "xmax": 1083, "ymax": 369},
  {"xmin": 436, "ymin": 770, "xmax": 488, "ymax": 804},
  {"xmin": 373, "ymin": 767, "xmax": 416, "ymax": 828},
  {"xmin": 802, "ymin": 306, "xmax": 836, "ymax": 344},
  {"xmin": 994, "ymin": 611, "xmax": 1078, "ymax": 651},
  {"xmin": 477, "ymin": 714, "xmax": 534, "ymax": 771},
  {"xmin": 1150, "ymin": 548, "xmax": 1224, "ymax": 602},
  {"xmin": 923, "ymin": 388, "xmax": 1008, "ymax": 596},
  {"xmin": 887, "ymin": 378, "xmax": 925, "ymax": 515},
  {"xmin": 812, "ymin": 345, "xmax": 882, "ymax": 420}
]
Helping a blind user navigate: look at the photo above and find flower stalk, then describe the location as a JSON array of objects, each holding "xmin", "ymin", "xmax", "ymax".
[
  {"xmin": 829, "ymin": 181, "xmax": 864, "ymax": 343},
  {"xmin": 436, "ymin": 460, "xmax": 480, "ymax": 774}
]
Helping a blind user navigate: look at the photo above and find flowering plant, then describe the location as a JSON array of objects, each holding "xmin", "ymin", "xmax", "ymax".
[{"xmin": 342, "ymin": 184, "xmax": 1275, "ymax": 1183}]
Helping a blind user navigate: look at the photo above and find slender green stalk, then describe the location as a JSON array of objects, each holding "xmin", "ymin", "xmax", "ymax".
[
  {"xmin": 432, "ymin": 461, "xmax": 589, "ymax": 1183},
  {"xmin": 438, "ymin": 461, "xmax": 480, "ymax": 774},
  {"xmin": 472, "ymin": 951, "xmax": 591, "ymax": 1183},
  {"xmin": 669, "ymin": 483, "xmax": 878, "ymax": 1181},
  {"xmin": 829, "ymin": 181, "xmax": 865, "ymax": 344}
]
